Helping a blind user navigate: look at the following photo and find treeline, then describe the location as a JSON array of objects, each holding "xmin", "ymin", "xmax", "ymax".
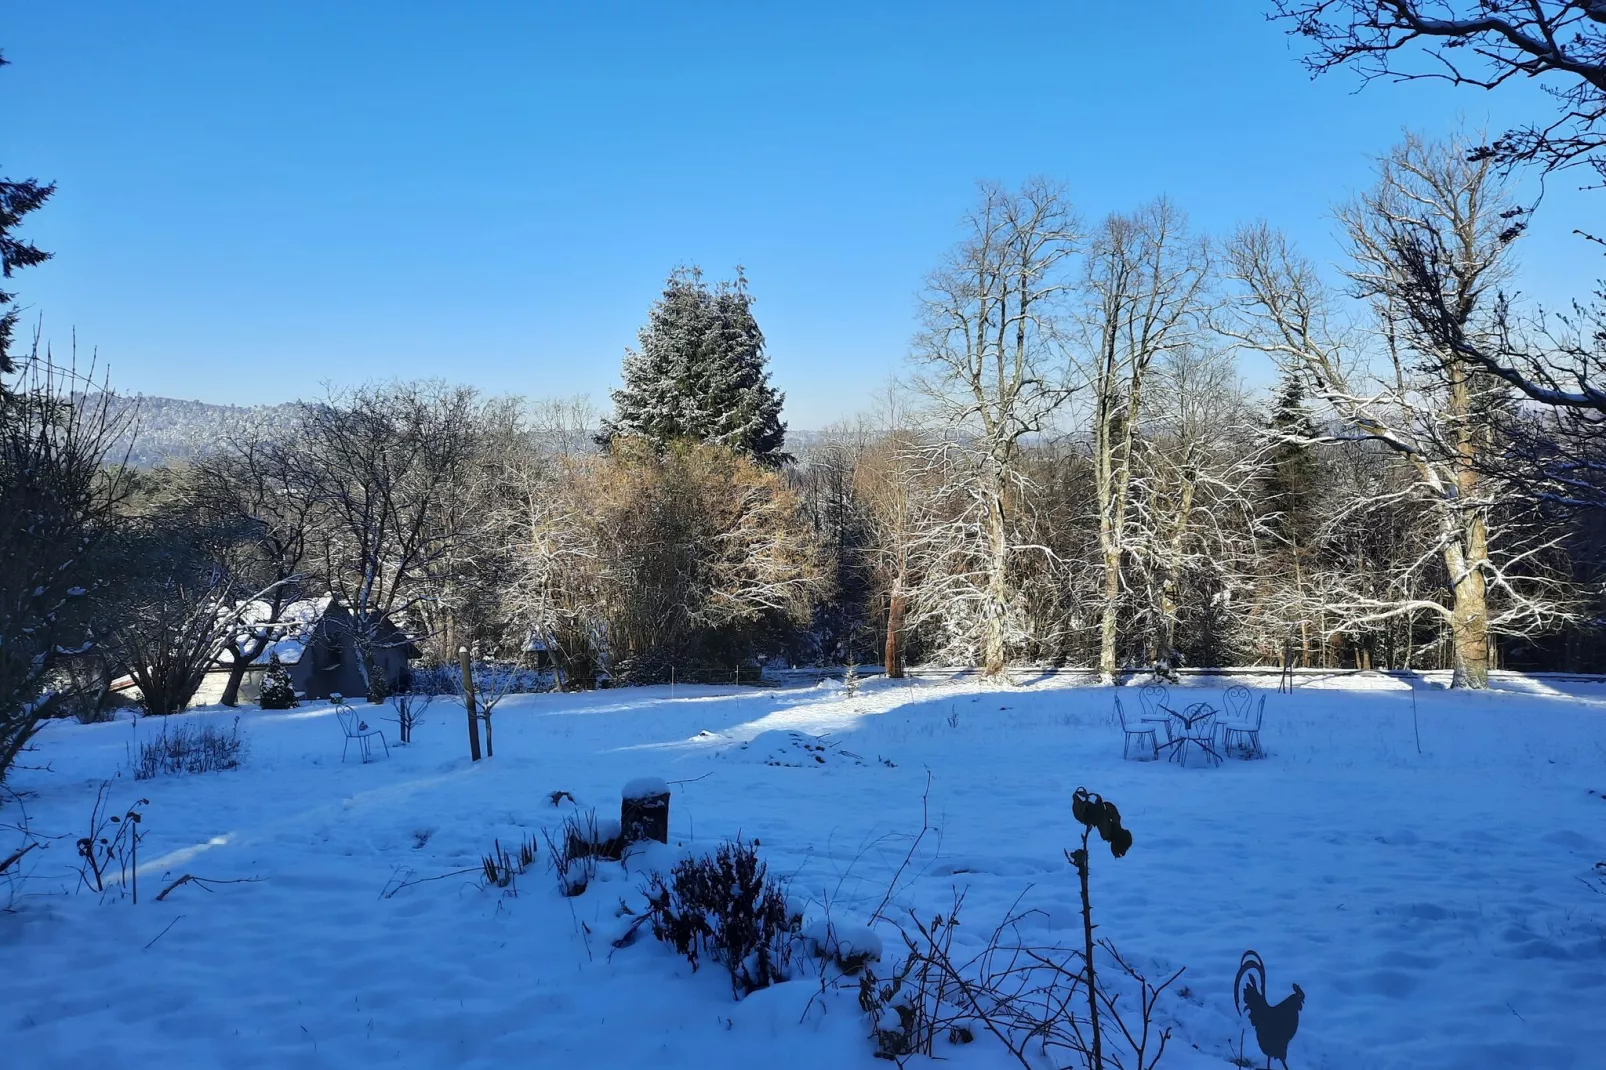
[{"xmin": 4, "ymin": 131, "xmax": 1605, "ymax": 784}]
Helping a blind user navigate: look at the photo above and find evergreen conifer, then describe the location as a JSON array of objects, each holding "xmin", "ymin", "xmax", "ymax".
[
  {"xmin": 603, "ymin": 267, "xmax": 789, "ymax": 465},
  {"xmin": 0, "ymin": 53, "xmax": 56, "ymax": 377},
  {"xmin": 259, "ymin": 654, "xmax": 299, "ymax": 710}
]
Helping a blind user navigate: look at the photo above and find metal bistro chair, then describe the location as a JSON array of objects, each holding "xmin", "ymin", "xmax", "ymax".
[
  {"xmin": 1174, "ymin": 702, "xmax": 1222, "ymax": 767},
  {"xmin": 1137, "ymin": 682, "xmax": 1175, "ymax": 747},
  {"xmin": 1220, "ymin": 693, "xmax": 1266, "ymax": 759},
  {"xmin": 335, "ymin": 698, "xmax": 389, "ymax": 763},
  {"xmin": 1115, "ymin": 694, "xmax": 1159, "ymax": 761}
]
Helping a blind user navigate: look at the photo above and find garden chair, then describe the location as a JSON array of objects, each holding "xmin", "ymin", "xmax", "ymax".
[
  {"xmin": 1220, "ymin": 693, "xmax": 1266, "ymax": 759},
  {"xmin": 1114, "ymin": 694, "xmax": 1159, "ymax": 761},
  {"xmin": 1222, "ymin": 684, "xmax": 1253, "ymax": 720},
  {"xmin": 1136, "ymin": 682, "xmax": 1174, "ymax": 745},
  {"xmin": 1138, "ymin": 682, "xmax": 1169, "ymax": 720},
  {"xmin": 335, "ymin": 700, "xmax": 389, "ymax": 763}
]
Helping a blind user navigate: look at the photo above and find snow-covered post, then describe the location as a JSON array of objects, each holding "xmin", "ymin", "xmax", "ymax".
[
  {"xmin": 620, "ymin": 777, "xmax": 670, "ymax": 844},
  {"xmin": 458, "ymin": 646, "xmax": 481, "ymax": 762}
]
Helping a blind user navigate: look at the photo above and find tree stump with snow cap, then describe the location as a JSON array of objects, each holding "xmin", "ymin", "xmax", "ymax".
[{"xmin": 620, "ymin": 777, "xmax": 670, "ymax": 844}]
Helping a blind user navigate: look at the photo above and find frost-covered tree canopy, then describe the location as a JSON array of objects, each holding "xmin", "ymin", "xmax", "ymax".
[{"xmin": 602, "ymin": 267, "xmax": 789, "ymax": 467}]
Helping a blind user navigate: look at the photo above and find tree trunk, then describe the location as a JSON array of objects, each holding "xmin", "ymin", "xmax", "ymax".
[
  {"xmin": 1445, "ymin": 535, "xmax": 1490, "ymax": 689},
  {"xmin": 983, "ymin": 478, "xmax": 1009, "ymax": 678},
  {"xmin": 884, "ymin": 584, "xmax": 906, "ymax": 680},
  {"xmin": 1098, "ymin": 541, "xmax": 1121, "ymax": 682},
  {"xmin": 219, "ymin": 635, "xmax": 271, "ymax": 708},
  {"xmin": 219, "ymin": 659, "xmax": 250, "ymax": 708},
  {"xmin": 1159, "ymin": 470, "xmax": 1197, "ymax": 662}
]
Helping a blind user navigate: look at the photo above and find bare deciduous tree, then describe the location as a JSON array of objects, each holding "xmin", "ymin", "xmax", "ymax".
[
  {"xmin": 1, "ymin": 355, "xmax": 133, "ymax": 779},
  {"xmin": 911, "ymin": 179, "xmax": 1080, "ymax": 677},
  {"xmin": 104, "ymin": 508, "xmax": 290, "ymax": 715},
  {"xmin": 506, "ymin": 436, "xmax": 826, "ymax": 685},
  {"xmin": 1228, "ymin": 134, "xmax": 1572, "ymax": 687},
  {"xmin": 1270, "ymin": 1, "xmax": 1606, "ymax": 185},
  {"xmin": 184, "ymin": 433, "xmax": 317, "ymax": 706},
  {"xmin": 299, "ymin": 383, "xmax": 483, "ymax": 701},
  {"xmin": 1079, "ymin": 199, "xmax": 1212, "ymax": 682}
]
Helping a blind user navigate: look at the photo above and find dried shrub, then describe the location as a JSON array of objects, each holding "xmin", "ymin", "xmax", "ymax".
[
  {"xmin": 643, "ymin": 837, "xmax": 802, "ymax": 998},
  {"xmin": 481, "ymin": 832, "xmax": 540, "ymax": 892},
  {"xmin": 861, "ymin": 893, "xmax": 1180, "ymax": 1070},
  {"xmin": 542, "ymin": 809, "xmax": 617, "ymax": 897},
  {"xmin": 858, "ymin": 788, "xmax": 1178, "ymax": 1069},
  {"xmin": 132, "ymin": 717, "xmax": 244, "ymax": 780},
  {"xmin": 75, "ymin": 782, "xmax": 149, "ymax": 902}
]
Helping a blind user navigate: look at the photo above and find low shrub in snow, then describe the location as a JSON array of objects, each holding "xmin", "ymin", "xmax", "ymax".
[
  {"xmin": 132, "ymin": 717, "xmax": 244, "ymax": 780},
  {"xmin": 854, "ymin": 789, "xmax": 1179, "ymax": 1068},
  {"xmin": 542, "ymin": 809, "xmax": 619, "ymax": 897},
  {"xmin": 480, "ymin": 832, "xmax": 539, "ymax": 892},
  {"xmin": 74, "ymin": 782, "xmax": 149, "ymax": 902},
  {"xmin": 642, "ymin": 838, "xmax": 801, "ymax": 998}
]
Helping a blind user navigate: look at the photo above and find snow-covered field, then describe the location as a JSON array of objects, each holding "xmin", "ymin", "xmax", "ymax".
[{"xmin": 3, "ymin": 674, "xmax": 1604, "ymax": 1070}]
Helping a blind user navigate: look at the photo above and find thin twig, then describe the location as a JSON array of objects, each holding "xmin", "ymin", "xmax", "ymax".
[
  {"xmin": 142, "ymin": 914, "xmax": 184, "ymax": 950},
  {"xmin": 154, "ymin": 874, "xmax": 264, "ymax": 902},
  {"xmin": 870, "ymin": 769, "xmax": 934, "ymax": 924},
  {"xmin": 378, "ymin": 866, "xmax": 479, "ymax": 900}
]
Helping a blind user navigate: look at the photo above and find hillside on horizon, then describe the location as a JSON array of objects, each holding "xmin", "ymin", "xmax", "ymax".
[
  {"xmin": 92, "ymin": 393, "xmax": 836, "ymax": 469},
  {"xmin": 89, "ymin": 394, "xmax": 301, "ymax": 469}
]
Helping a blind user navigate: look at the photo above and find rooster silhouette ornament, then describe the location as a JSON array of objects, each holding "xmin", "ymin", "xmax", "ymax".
[{"xmin": 1234, "ymin": 950, "xmax": 1304, "ymax": 1069}]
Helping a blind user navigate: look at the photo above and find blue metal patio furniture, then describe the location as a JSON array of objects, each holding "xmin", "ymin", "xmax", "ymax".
[
  {"xmin": 335, "ymin": 698, "xmax": 389, "ymax": 763},
  {"xmin": 1169, "ymin": 702, "xmax": 1222, "ymax": 767},
  {"xmin": 1220, "ymin": 693, "xmax": 1266, "ymax": 759},
  {"xmin": 1136, "ymin": 683, "xmax": 1175, "ymax": 747},
  {"xmin": 1115, "ymin": 694, "xmax": 1160, "ymax": 761}
]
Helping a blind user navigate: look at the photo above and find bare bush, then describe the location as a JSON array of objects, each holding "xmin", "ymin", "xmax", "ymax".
[
  {"xmin": 75, "ymin": 783, "xmax": 148, "ymax": 902},
  {"xmin": 642, "ymin": 837, "xmax": 802, "ymax": 998},
  {"xmin": 480, "ymin": 832, "xmax": 540, "ymax": 892},
  {"xmin": 862, "ymin": 892, "xmax": 1180, "ymax": 1070},
  {"xmin": 541, "ymin": 809, "xmax": 617, "ymax": 897},
  {"xmin": 386, "ymin": 691, "xmax": 433, "ymax": 745},
  {"xmin": 132, "ymin": 717, "xmax": 244, "ymax": 780}
]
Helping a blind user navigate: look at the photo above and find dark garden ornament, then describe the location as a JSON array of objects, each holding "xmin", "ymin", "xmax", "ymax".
[
  {"xmin": 1234, "ymin": 950, "xmax": 1305, "ymax": 1070},
  {"xmin": 1070, "ymin": 787, "xmax": 1133, "ymax": 858}
]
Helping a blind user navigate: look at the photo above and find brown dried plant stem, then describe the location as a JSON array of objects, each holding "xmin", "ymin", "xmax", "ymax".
[{"xmin": 1068, "ymin": 824, "xmax": 1103, "ymax": 1070}]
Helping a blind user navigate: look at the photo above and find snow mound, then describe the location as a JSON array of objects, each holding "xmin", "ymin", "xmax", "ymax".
[
  {"xmin": 803, "ymin": 920, "xmax": 884, "ymax": 967},
  {"xmin": 622, "ymin": 776, "xmax": 669, "ymax": 800},
  {"xmin": 725, "ymin": 730, "xmax": 867, "ymax": 768}
]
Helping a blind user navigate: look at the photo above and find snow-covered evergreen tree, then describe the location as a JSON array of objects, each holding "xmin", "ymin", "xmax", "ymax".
[
  {"xmin": 0, "ymin": 51, "xmax": 57, "ymax": 378},
  {"xmin": 259, "ymin": 654, "xmax": 298, "ymax": 710},
  {"xmin": 602, "ymin": 267, "xmax": 789, "ymax": 466}
]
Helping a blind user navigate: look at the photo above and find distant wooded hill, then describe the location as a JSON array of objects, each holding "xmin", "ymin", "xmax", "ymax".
[
  {"xmin": 87, "ymin": 393, "xmax": 831, "ymax": 469},
  {"xmin": 86, "ymin": 394, "xmax": 302, "ymax": 469}
]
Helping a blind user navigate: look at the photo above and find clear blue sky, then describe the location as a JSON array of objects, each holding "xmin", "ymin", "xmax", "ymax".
[{"xmin": 5, "ymin": 2, "xmax": 1596, "ymax": 427}]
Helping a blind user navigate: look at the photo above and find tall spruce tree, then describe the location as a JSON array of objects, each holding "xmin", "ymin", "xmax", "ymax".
[
  {"xmin": 1263, "ymin": 369, "xmax": 1321, "ymax": 538},
  {"xmin": 1261, "ymin": 367, "xmax": 1324, "ymax": 664},
  {"xmin": 603, "ymin": 267, "xmax": 789, "ymax": 465},
  {"xmin": 0, "ymin": 52, "xmax": 56, "ymax": 377}
]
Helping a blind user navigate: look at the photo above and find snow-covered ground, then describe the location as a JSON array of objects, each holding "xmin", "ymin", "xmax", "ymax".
[{"xmin": 3, "ymin": 674, "xmax": 1603, "ymax": 1070}]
